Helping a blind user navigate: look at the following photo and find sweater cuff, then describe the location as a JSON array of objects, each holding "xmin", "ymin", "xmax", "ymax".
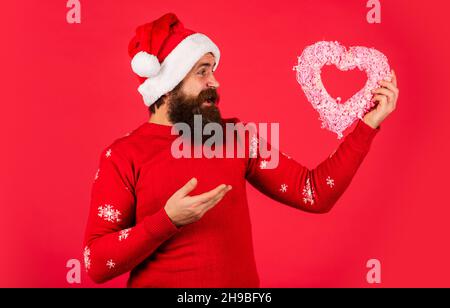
[
  {"xmin": 142, "ymin": 206, "xmax": 181, "ymax": 242},
  {"xmin": 347, "ymin": 119, "xmax": 380, "ymax": 151}
]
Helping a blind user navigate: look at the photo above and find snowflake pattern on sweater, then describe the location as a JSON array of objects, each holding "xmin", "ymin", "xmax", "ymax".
[
  {"xmin": 83, "ymin": 246, "xmax": 91, "ymax": 272},
  {"xmin": 97, "ymin": 204, "xmax": 121, "ymax": 223},
  {"xmin": 302, "ymin": 177, "xmax": 315, "ymax": 205}
]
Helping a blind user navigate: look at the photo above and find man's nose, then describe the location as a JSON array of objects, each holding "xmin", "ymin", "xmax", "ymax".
[{"xmin": 207, "ymin": 74, "xmax": 220, "ymax": 89}]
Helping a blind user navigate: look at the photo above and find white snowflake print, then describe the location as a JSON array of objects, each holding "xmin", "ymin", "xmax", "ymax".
[
  {"xmin": 83, "ymin": 246, "xmax": 91, "ymax": 272},
  {"xmin": 282, "ymin": 152, "xmax": 292, "ymax": 159},
  {"xmin": 106, "ymin": 259, "xmax": 115, "ymax": 269},
  {"xmin": 326, "ymin": 176, "xmax": 335, "ymax": 188},
  {"xmin": 280, "ymin": 184, "xmax": 288, "ymax": 193},
  {"xmin": 119, "ymin": 228, "xmax": 130, "ymax": 241},
  {"xmin": 98, "ymin": 204, "xmax": 122, "ymax": 223},
  {"xmin": 105, "ymin": 149, "xmax": 112, "ymax": 158},
  {"xmin": 94, "ymin": 168, "xmax": 100, "ymax": 181},
  {"xmin": 329, "ymin": 149, "xmax": 337, "ymax": 158},
  {"xmin": 249, "ymin": 135, "xmax": 258, "ymax": 158},
  {"xmin": 259, "ymin": 160, "xmax": 268, "ymax": 169},
  {"xmin": 302, "ymin": 178, "xmax": 315, "ymax": 205}
]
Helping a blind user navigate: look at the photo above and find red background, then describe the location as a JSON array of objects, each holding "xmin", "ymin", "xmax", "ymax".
[{"xmin": 1, "ymin": 0, "xmax": 450, "ymax": 287}]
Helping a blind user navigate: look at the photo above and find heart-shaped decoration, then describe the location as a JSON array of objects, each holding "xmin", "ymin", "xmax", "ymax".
[{"xmin": 294, "ymin": 41, "xmax": 391, "ymax": 138}]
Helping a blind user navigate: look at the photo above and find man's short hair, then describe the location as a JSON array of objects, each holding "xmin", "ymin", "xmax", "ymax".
[{"xmin": 148, "ymin": 81, "xmax": 183, "ymax": 114}]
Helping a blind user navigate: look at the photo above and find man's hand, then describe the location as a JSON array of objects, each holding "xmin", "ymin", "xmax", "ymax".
[
  {"xmin": 363, "ymin": 69, "xmax": 399, "ymax": 129},
  {"xmin": 164, "ymin": 177, "xmax": 232, "ymax": 228}
]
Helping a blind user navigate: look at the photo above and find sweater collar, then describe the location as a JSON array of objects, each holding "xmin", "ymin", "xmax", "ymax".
[
  {"xmin": 136, "ymin": 117, "xmax": 241, "ymax": 138},
  {"xmin": 137, "ymin": 121, "xmax": 177, "ymax": 137}
]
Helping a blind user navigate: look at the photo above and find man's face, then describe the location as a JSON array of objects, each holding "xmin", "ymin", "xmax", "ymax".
[{"xmin": 167, "ymin": 53, "xmax": 222, "ymax": 142}]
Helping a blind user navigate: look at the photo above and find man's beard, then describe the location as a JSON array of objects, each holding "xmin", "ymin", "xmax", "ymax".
[{"xmin": 168, "ymin": 87, "xmax": 223, "ymax": 144}]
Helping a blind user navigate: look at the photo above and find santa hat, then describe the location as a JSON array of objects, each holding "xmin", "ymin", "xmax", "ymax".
[{"xmin": 128, "ymin": 13, "xmax": 221, "ymax": 106}]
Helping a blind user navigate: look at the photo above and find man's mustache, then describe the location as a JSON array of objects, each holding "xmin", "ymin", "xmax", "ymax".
[{"xmin": 196, "ymin": 88, "xmax": 220, "ymax": 106}]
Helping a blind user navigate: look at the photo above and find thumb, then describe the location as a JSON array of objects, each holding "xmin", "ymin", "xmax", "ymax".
[{"xmin": 175, "ymin": 177, "xmax": 198, "ymax": 197}]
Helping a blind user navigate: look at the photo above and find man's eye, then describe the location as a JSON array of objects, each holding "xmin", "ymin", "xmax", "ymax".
[{"xmin": 198, "ymin": 70, "xmax": 206, "ymax": 75}]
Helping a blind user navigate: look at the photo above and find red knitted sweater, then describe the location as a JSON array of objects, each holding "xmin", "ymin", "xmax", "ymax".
[{"xmin": 83, "ymin": 118, "xmax": 379, "ymax": 287}]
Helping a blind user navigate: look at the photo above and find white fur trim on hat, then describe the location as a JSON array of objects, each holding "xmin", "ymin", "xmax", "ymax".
[
  {"xmin": 131, "ymin": 51, "xmax": 161, "ymax": 78},
  {"xmin": 136, "ymin": 33, "xmax": 221, "ymax": 106}
]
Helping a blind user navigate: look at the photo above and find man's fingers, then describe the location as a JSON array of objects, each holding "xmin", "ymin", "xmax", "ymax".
[
  {"xmin": 371, "ymin": 95, "xmax": 388, "ymax": 106},
  {"xmin": 391, "ymin": 70, "xmax": 397, "ymax": 87},
  {"xmin": 174, "ymin": 177, "xmax": 198, "ymax": 197},
  {"xmin": 378, "ymin": 80, "xmax": 399, "ymax": 95},
  {"xmin": 199, "ymin": 186, "xmax": 232, "ymax": 211},
  {"xmin": 371, "ymin": 88, "xmax": 394, "ymax": 103},
  {"xmin": 189, "ymin": 184, "xmax": 229, "ymax": 205},
  {"xmin": 202, "ymin": 185, "xmax": 231, "ymax": 208}
]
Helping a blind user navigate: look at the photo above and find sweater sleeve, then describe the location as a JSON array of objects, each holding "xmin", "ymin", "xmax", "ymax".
[
  {"xmin": 245, "ymin": 120, "xmax": 379, "ymax": 213},
  {"xmin": 83, "ymin": 144, "xmax": 180, "ymax": 284}
]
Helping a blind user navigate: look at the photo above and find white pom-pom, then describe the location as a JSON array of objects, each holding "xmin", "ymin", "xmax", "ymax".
[{"xmin": 131, "ymin": 51, "xmax": 161, "ymax": 78}]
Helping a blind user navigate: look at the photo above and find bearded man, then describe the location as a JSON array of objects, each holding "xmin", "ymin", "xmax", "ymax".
[{"xmin": 83, "ymin": 13, "xmax": 399, "ymax": 288}]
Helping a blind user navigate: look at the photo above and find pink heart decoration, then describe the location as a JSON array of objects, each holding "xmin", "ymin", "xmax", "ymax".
[{"xmin": 294, "ymin": 41, "xmax": 391, "ymax": 138}]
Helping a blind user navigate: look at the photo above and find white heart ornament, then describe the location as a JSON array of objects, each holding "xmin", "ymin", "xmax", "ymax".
[{"xmin": 294, "ymin": 41, "xmax": 391, "ymax": 138}]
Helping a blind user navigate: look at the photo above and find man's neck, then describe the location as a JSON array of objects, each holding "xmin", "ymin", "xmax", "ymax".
[{"xmin": 149, "ymin": 113, "xmax": 172, "ymax": 126}]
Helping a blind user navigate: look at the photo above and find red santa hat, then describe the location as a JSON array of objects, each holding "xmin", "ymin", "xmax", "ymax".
[{"xmin": 128, "ymin": 13, "xmax": 221, "ymax": 106}]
